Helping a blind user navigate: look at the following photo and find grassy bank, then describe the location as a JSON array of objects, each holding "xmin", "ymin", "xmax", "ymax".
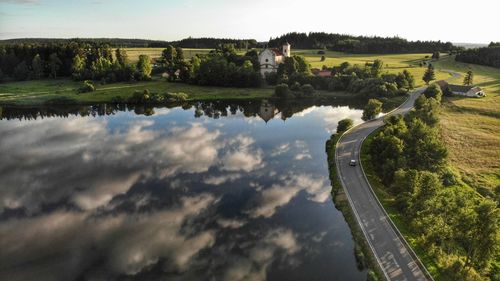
[
  {"xmin": 0, "ymin": 77, "xmax": 276, "ymax": 106},
  {"xmin": 326, "ymin": 134, "xmax": 384, "ymax": 281},
  {"xmin": 434, "ymin": 56, "xmax": 500, "ymax": 198}
]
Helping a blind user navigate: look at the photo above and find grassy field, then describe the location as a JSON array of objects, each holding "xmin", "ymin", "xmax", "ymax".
[
  {"xmin": 121, "ymin": 48, "xmax": 213, "ymax": 62},
  {"xmin": 0, "ymin": 77, "xmax": 275, "ymax": 105},
  {"xmin": 433, "ymin": 56, "xmax": 500, "ymax": 197},
  {"xmin": 294, "ymin": 50, "xmax": 451, "ymax": 87}
]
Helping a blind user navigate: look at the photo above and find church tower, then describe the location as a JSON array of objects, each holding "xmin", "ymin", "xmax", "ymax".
[{"xmin": 282, "ymin": 42, "xmax": 291, "ymax": 57}]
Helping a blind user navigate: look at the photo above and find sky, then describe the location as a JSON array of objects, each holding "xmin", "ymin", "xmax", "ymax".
[{"xmin": 0, "ymin": 0, "xmax": 499, "ymax": 43}]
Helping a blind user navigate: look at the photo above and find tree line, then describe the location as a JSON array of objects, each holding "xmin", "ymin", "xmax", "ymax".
[
  {"xmin": 0, "ymin": 37, "xmax": 259, "ymax": 49},
  {"xmin": 455, "ymin": 45, "xmax": 500, "ymax": 68},
  {"xmin": 271, "ymin": 58, "xmax": 415, "ymax": 99},
  {"xmin": 368, "ymin": 84, "xmax": 499, "ymax": 280},
  {"xmin": 0, "ymin": 42, "xmax": 152, "ymax": 83},
  {"xmin": 268, "ymin": 32, "xmax": 457, "ymax": 53}
]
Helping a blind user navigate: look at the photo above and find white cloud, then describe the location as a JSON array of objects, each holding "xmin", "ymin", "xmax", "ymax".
[{"xmin": 247, "ymin": 174, "xmax": 330, "ymax": 218}]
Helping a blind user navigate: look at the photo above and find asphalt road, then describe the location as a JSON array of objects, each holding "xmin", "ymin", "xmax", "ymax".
[{"xmin": 335, "ymin": 88, "xmax": 429, "ymax": 281}]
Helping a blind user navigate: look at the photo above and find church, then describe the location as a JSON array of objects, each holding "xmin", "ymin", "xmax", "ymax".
[{"xmin": 258, "ymin": 42, "xmax": 291, "ymax": 77}]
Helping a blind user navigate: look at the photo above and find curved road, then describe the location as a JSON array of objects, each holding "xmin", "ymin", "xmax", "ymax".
[
  {"xmin": 336, "ymin": 89, "xmax": 427, "ymax": 281},
  {"xmin": 335, "ymin": 70, "xmax": 460, "ymax": 281}
]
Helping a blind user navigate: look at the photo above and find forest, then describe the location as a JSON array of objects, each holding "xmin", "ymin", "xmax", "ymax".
[
  {"xmin": 268, "ymin": 32, "xmax": 457, "ymax": 53},
  {"xmin": 455, "ymin": 45, "xmax": 500, "ymax": 68},
  {"xmin": 0, "ymin": 37, "xmax": 258, "ymax": 49}
]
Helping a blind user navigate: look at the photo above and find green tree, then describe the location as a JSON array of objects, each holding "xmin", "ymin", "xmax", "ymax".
[
  {"xmin": 370, "ymin": 59, "xmax": 384, "ymax": 77},
  {"xmin": 48, "ymin": 53, "xmax": 62, "ymax": 78},
  {"xmin": 423, "ymin": 83, "xmax": 443, "ymax": 102},
  {"xmin": 13, "ymin": 61, "xmax": 30, "ymax": 81},
  {"xmin": 422, "ymin": 64, "xmax": 435, "ymax": 85},
  {"xmin": 460, "ymin": 199, "xmax": 499, "ymax": 271},
  {"xmin": 284, "ymin": 56, "xmax": 298, "ymax": 76},
  {"xmin": 31, "ymin": 54, "xmax": 44, "ymax": 79},
  {"xmin": 404, "ymin": 118, "xmax": 447, "ymax": 171},
  {"xmin": 275, "ymin": 83, "xmax": 289, "ymax": 98},
  {"xmin": 403, "ymin": 70, "xmax": 415, "ymax": 89},
  {"xmin": 362, "ymin": 99, "xmax": 383, "ymax": 121},
  {"xmin": 337, "ymin": 118, "xmax": 354, "ymax": 133},
  {"xmin": 115, "ymin": 48, "xmax": 129, "ymax": 66},
  {"xmin": 162, "ymin": 45, "xmax": 177, "ymax": 66},
  {"xmin": 431, "ymin": 52, "xmax": 440, "ymax": 60},
  {"xmin": 71, "ymin": 54, "xmax": 86, "ymax": 80},
  {"xmin": 136, "ymin": 55, "xmax": 152, "ymax": 80},
  {"xmin": 175, "ymin": 47, "xmax": 184, "ymax": 63},
  {"xmin": 463, "ymin": 70, "xmax": 474, "ymax": 86}
]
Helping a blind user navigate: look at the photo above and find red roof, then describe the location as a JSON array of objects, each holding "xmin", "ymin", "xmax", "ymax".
[
  {"xmin": 317, "ymin": 70, "xmax": 332, "ymax": 77},
  {"xmin": 270, "ymin": 48, "xmax": 284, "ymax": 56}
]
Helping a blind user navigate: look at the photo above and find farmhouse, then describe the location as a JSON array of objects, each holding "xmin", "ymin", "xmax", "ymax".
[
  {"xmin": 258, "ymin": 42, "xmax": 291, "ymax": 77},
  {"xmin": 436, "ymin": 81, "xmax": 485, "ymax": 98}
]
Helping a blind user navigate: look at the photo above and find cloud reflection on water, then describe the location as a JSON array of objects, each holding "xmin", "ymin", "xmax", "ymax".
[{"xmin": 0, "ymin": 102, "xmax": 366, "ymax": 281}]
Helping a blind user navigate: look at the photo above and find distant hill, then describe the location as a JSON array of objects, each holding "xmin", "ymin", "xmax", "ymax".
[
  {"xmin": 453, "ymin": 43, "xmax": 488, "ymax": 49},
  {"xmin": 0, "ymin": 37, "xmax": 258, "ymax": 49}
]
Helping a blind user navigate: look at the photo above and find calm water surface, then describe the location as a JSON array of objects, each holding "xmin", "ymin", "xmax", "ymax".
[{"xmin": 0, "ymin": 100, "xmax": 367, "ymax": 281}]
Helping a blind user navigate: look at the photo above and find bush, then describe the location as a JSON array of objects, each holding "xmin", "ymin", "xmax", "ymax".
[
  {"xmin": 362, "ymin": 99, "xmax": 383, "ymax": 121},
  {"xmin": 337, "ymin": 118, "xmax": 354, "ymax": 133},
  {"xmin": 165, "ymin": 92, "xmax": 189, "ymax": 102},
  {"xmin": 321, "ymin": 55, "xmax": 326, "ymax": 62},
  {"xmin": 264, "ymin": 72, "xmax": 278, "ymax": 85},
  {"xmin": 301, "ymin": 84, "xmax": 315, "ymax": 96},
  {"xmin": 128, "ymin": 89, "xmax": 151, "ymax": 103},
  {"xmin": 290, "ymin": 82, "xmax": 301, "ymax": 92},
  {"xmin": 367, "ymin": 270, "xmax": 379, "ymax": 281},
  {"xmin": 317, "ymin": 50, "xmax": 326, "ymax": 55},
  {"xmin": 78, "ymin": 80, "xmax": 96, "ymax": 93},
  {"xmin": 275, "ymin": 83, "xmax": 290, "ymax": 98}
]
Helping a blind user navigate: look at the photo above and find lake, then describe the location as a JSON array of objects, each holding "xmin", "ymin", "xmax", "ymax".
[{"xmin": 0, "ymin": 99, "xmax": 368, "ymax": 281}]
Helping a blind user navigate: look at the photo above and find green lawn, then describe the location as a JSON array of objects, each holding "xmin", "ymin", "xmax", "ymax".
[{"xmin": 433, "ymin": 56, "xmax": 500, "ymax": 197}]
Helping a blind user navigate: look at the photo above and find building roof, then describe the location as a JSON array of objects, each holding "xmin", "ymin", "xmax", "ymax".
[
  {"xmin": 449, "ymin": 84, "xmax": 474, "ymax": 93},
  {"xmin": 270, "ymin": 48, "xmax": 284, "ymax": 56},
  {"xmin": 317, "ymin": 70, "xmax": 332, "ymax": 77}
]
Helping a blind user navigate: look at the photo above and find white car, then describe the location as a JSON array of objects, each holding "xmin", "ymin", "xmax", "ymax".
[{"xmin": 349, "ymin": 160, "xmax": 357, "ymax": 166}]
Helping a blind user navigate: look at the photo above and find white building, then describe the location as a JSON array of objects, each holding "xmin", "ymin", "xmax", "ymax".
[{"xmin": 258, "ymin": 43, "xmax": 291, "ymax": 77}]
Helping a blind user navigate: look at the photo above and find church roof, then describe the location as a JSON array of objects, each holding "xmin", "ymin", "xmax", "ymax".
[{"xmin": 270, "ymin": 48, "xmax": 283, "ymax": 56}]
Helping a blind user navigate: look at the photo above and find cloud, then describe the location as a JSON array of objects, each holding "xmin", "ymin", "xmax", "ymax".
[
  {"xmin": 0, "ymin": 193, "xmax": 218, "ymax": 280},
  {"xmin": 246, "ymin": 174, "xmax": 330, "ymax": 218},
  {"xmin": 0, "ymin": 118, "xmax": 222, "ymax": 213},
  {"xmin": 220, "ymin": 135, "xmax": 264, "ymax": 172},
  {"xmin": 204, "ymin": 173, "xmax": 242, "ymax": 185},
  {"xmin": 270, "ymin": 143, "xmax": 290, "ymax": 157}
]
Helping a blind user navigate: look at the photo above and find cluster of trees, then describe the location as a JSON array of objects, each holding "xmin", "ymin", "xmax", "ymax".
[
  {"xmin": 168, "ymin": 37, "xmax": 258, "ymax": 49},
  {"xmin": 369, "ymin": 84, "xmax": 499, "ymax": 280},
  {"xmin": 0, "ymin": 42, "xmax": 152, "ymax": 83},
  {"xmin": 161, "ymin": 44, "xmax": 262, "ymax": 88},
  {"xmin": 455, "ymin": 45, "xmax": 500, "ymax": 68},
  {"xmin": 269, "ymin": 59, "xmax": 415, "ymax": 99},
  {"xmin": 268, "ymin": 32, "xmax": 456, "ymax": 53}
]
